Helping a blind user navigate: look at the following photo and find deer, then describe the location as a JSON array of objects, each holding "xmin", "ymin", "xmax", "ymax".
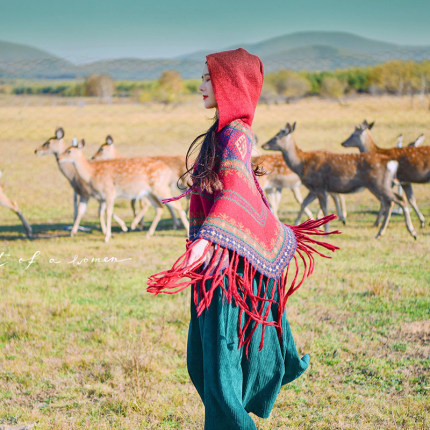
[
  {"xmin": 35, "ymin": 128, "xmax": 129, "ymax": 235},
  {"xmin": 251, "ymin": 150, "xmax": 347, "ymax": 222},
  {"xmin": 0, "ymin": 171, "xmax": 32, "ymax": 238},
  {"xmin": 262, "ymin": 122, "xmax": 417, "ymax": 239},
  {"xmin": 341, "ymin": 120, "xmax": 430, "ymax": 228},
  {"xmin": 252, "ymin": 153, "xmax": 313, "ymax": 219},
  {"xmin": 57, "ymin": 140, "xmax": 189, "ymax": 242},
  {"xmin": 398, "ymin": 133, "xmax": 425, "ymax": 148},
  {"xmin": 91, "ymin": 135, "xmax": 188, "ymax": 230},
  {"xmin": 408, "ymin": 134, "xmax": 425, "ymax": 147}
]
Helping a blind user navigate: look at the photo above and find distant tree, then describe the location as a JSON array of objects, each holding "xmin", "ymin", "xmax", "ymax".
[
  {"xmin": 417, "ymin": 61, "xmax": 430, "ymax": 108},
  {"xmin": 158, "ymin": 70, "xmax": 184, "ymax": 103},
  {"xmin": 320, "ymin": 77, "xmax": 346, "ymax": 99},
  {"xmin": 303, "ymin": 71, "xmax": 322, "ymax": 94},
  {"xmin": 369, "ymin": 61, "xmax": 421, "ymax": 96},
  {"xmin": 283, "ymin": 72, "xmax": 311, "ymax": 99},
  {"xmin": 0, "ymin": 83, "xmax": 12, "ymax": 95},
  {"xmin": 184, "ymin": 79, "xmax": 200, "ymax": 94},
  {"xmin": 264, "ymin": 69, "xmax": 311, "ymax": 101},
  {"xmin": 84, "ymin": 74, "xmax": 115, "ymax": 101},
  {"xmin": 336, "ymin": 67, "xmax": 371, "ymax": 93}
]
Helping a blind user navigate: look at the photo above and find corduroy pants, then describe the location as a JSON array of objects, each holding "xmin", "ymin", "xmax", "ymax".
[{"xmin": 187, "ymin": 261, "xmax": 309, "ymax": 430}]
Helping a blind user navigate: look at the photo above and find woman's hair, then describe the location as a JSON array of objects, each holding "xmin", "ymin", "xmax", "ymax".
[{"xmin": 178, "ymin": 117, "xmax": 265, "ymax": 194}]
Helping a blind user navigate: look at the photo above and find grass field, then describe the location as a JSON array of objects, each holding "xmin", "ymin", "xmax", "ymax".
[{"xmin": 0, "ymin": 94, "xmax": 429, "ymax": 429}]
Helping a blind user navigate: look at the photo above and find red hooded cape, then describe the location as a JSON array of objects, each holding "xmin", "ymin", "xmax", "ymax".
[
  {"xmin": 206, "ymin": 48, "xmax": 264, "ymax": 132},
  {"xmin": 147, "ymin": 48, "xmax": 339, "ymax": 354}
]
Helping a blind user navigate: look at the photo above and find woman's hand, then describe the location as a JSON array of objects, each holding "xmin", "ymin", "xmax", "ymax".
[{"xmin": 185, "ymin": 239, "xmax": 211, "ymax": 270}]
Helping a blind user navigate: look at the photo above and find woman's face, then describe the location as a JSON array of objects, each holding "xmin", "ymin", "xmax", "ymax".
[{"xmin": 199, "ymin": 63, "xmax": 217, "ymax": 109}]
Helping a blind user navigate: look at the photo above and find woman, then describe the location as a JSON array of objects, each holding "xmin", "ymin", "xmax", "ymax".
[{"xmin": 148, "ymin": 48, "xmax": 339, "ymax": 429}]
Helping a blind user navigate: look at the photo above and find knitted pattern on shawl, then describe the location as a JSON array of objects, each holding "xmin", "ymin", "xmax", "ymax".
[{"xmin": 147, "ymin": 48, "xmax": 340, "ymax": 356}]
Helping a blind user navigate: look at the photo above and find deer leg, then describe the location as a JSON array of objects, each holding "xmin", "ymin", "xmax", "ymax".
[
  {"xmin": 73, "ymin": 191, "xmax": 78, "ymax": 222},
  {"xmin": 401, "ymin": 183, "xmax": 425, "ymax": 228},
  {"xmin": 104, "ymin": 198, "xmax": 114, "ymax": 242},
  {"xmin": 0, "ymin": 188, "xmax": 33, "ymax": 238},
  {"xmin": 295, "ymin": 191, "xmax": 317, "ymax": 225},
  {"xmin": 339, "ymin": 194, "xmax": 347, "ymax": 223},
  {"xmin": 265, "ymin": 188, "xmax": 278, "ymax": 219},
  {"xmin": 131, "ymin": 199, "xmax": 137, "ymax": 218},
  {"xmin": 375, "ymin": 200, "xmax": 393, "ymax": 239},
  {"xmin": 131, "ymin": 198, "xmax": 151, "ymax": 231},
  {"xmin": 394, "ymin": 195, "xmax": 417, "ymax": 239},
  {"xmin": 168, "ymin": 200, "xmax": 189, "ymax": 235},
  {"xmin": 374, "ymin": 204, "xmax": 384, "ymax": 227},
  {"xmin": 317, "ymin": 192, "xmax": 330, "ymax": 232},
  {"xmin": 274, "ymin": 187, "xmax": 282, "ymax": 218},
  {"xmin": 101, "ymin": 199, "xmax": 128, "ymax": 232},
  {"xmin": 165, "ymin": 202, "xmax": 180, "ymax": 229},
  {"xmin": 113, "ymin": 213, "xmax": 128, "ymax": 232},
  {"xmin": 99, "ymin": 201, "xmax": 127, "ymax": 234},
  {"xmin": 147, "ymin": 207, "xmax": 163, "ymax": 238},
  {"xmin": 98, "ymin": 201, "xmax": 107, "ymax": 234},
  {"xmin": 71, "ymin": 198, "xmax": 89, "ymax": 236},
  {"xmin": 145, "ymin": 194, "xmax": 163, "ymax": 238},
  {"xmin": 16, "ymin": 211, "xmax": 33, "ymax": 239},
  {"xmin": 291, "ymin": 186, "xmax": 313, "ymax": 219},
  {"xmin": 328, "ymin": 193, "xmax": 346, "ymax": 225},
  {"xmin": 138, "ymin": 199, "xmax": 147, "ymax": 229}
]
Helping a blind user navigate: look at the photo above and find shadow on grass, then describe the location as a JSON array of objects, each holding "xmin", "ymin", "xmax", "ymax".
[
  {"xmin": 0, "ymin": 218, "xmax": 186, "ymax": 241},
  {"xmin": 0, "ymin": 222, "xmax": 91, "ymax": 241}
]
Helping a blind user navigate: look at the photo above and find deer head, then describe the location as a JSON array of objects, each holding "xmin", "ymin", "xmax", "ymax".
[
  {"xmin": 35, "ymin": 127, "xmax": 67, "ymax": 156},
  {"xmin": 341, "ymin": 120, "xmax": 374, "ymax": 150},
  {"xmin": 91, "ymin": 135, "xmax": 122, "ymax": 161},
  {"xmin": 57, "ymin": 139, "xmax": 86, "ymax": 165},
  {"xmin": 262, "ymin": 122, "xmax": 296, "ymax": 152}
]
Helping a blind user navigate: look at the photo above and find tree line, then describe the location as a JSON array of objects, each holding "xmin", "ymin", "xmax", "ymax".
[{"xmin": 1, "ymin": 60, "xmax": 430, "ymax": 103}]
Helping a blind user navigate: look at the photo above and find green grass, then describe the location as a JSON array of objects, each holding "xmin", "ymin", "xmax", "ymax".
[{"xmin": 0, "ymin": 95, "xmax": 429, "ymax": 429}]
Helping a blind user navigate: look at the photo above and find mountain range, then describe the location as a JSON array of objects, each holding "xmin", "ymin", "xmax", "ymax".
[{"xmin": 1, "ymin": 31, "xmax": 429, "ymax": 80}]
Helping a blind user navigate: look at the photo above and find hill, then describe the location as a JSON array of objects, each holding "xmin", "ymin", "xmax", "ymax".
[
  {"xmin": 1, "ymin": 32, "xmax": 430, "ymax": 80},
  {"xmin": 182, "ymin": 31, "xmax": 430, "ymax": 72},
  {"xmin": 0, "ymin": 40, "xmax": 76, "ymax": 79}
]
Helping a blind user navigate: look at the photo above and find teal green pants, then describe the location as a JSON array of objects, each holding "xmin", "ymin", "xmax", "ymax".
[{"xmin": 187, "ymin": 264, "xmax": 309, "ymax": 430}]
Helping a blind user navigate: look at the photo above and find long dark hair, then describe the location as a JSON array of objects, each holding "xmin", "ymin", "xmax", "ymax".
[{"xmin": 179, "ymin": 117, "xmax": 265, "ymax": 194}]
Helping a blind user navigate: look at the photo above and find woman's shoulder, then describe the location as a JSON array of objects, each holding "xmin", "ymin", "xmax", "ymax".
[
  {"xmin": 217, "ymin": 120, "xmax": 256, "ymax": 162},
  {"xmin": 217, "ymin": 119, "xmax": 255, "ymax": 147}
]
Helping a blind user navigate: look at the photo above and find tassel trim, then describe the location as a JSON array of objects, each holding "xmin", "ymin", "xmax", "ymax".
[
  {"xmin": 161, "ymin": 188, "xmax": 193, "ymax": 204},
  {"xmin": 147, "ymin": 214, "xmax": 340, "ymax": 357}
]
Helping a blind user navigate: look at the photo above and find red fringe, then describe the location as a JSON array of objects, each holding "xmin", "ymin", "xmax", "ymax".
[
  {"xmin": 161, "ymin": 188, "xmax": 193, "ymax": 204},
  {"xmin": 147, "ymin": 214, "xmax": 340, "ymax": 357}
]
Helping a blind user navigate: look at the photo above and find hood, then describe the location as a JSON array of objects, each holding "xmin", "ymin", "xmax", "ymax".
[{"xmin": 206, "ymin": 48, "xmax": 264, "ymax": 132}]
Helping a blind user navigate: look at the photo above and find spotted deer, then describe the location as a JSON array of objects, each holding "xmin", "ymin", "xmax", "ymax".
[
  {"xmin": 91, "ymin": 135, "xmax": 188, "ymax": 229},
  {"xmin": 408, "ymin": 134, "xmax": 425, "ymax": 147},
  {"xmin": 58, "ymin": 140, "xmax": 189, "ymax": 242},
  {"xmin": 398, "ymin": 133, "xmax": 425, "ymax": 148},
  {"xmin": 252, "ymin": 150, "xmax": 347, "ymax": 222},
  {"xmin": 341, "ymin": 120, "xmax": 430, "ymax": 227},
  {"xmin": 35, "ymin": 128, "xmax": 128, "ymax": 234},
  {"xmin": 262, "ymin": 122, "xmax": 417, "ymax": 239},
  {"xmin": 0, "ymin": 171, "xmax": 32, "ymax": 238},
  {"xmin": 252, "ymin": 153, "xmax": 313, "ymax": 219}
]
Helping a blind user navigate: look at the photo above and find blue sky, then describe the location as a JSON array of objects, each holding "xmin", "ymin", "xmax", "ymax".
[{"xmin": 1, "ymin": 0, "xmax": 429, "ymax": 63}]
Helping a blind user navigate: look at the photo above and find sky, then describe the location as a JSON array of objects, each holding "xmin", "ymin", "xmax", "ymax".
[{"xmin": 0, "ymin": 0, "xmax": 429, "ymax": 63}]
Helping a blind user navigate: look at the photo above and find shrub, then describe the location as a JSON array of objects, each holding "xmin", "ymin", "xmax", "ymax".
[
  {"xmin": 320, "ymin": 77, "xmax": 346, "ymax": 99},
  {"xmin": 84, "ymin": 74, "xmax": 115, "ymax": 100}
]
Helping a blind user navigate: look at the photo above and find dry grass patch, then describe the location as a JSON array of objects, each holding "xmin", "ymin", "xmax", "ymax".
[{"xmin": 0, "ymin": 94, "xmax": 429, "ymax": 429}]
